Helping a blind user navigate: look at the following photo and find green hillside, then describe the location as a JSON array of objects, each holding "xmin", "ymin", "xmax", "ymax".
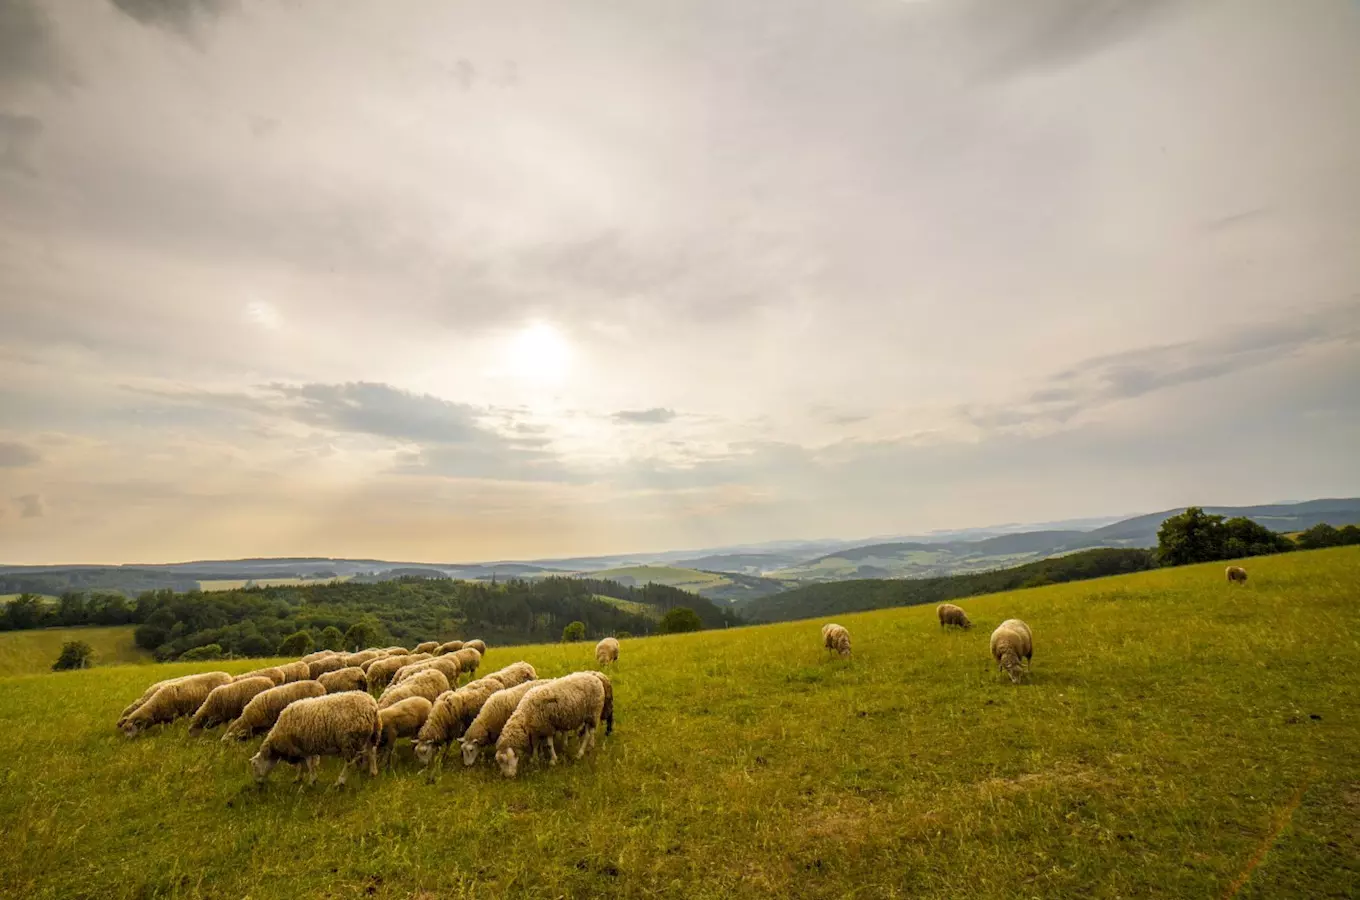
[
  {"xmin": 581, "ymin": 565, "xmax": 788, "ymax": 604},
  {"xmin": 0, "ymin": 547, "xmax": 1356, "ymax": 898},
  {"xmin": 0, "ymin": 626, "xmax": 152, "ymax": 677}
]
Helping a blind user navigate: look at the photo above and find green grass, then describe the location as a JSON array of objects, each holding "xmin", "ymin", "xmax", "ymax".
[
  {"xmin": 1, "ymin": 548, "xmax": 1357, "ymax": 898},
  {"xmin": 591, "ymin": 594, "xmax": 661, "ymax": 620},
  {"xmin": 587, "ymin": 565, "xmax": 731, "ymax": 591},
  {"xmin": 0, "ymin": 593, "xmax": 59, "ymax": 605},
  {"xmin": 0, "ymin": 625, "xmax": 152, "ymax": 676}
]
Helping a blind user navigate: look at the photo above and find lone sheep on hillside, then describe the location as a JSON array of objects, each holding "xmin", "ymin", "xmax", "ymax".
[
  {"xmin": 318, "ymin": 666, "xmax": 368, "ymax": 694},
  {"xmin": 990, "ymin": 619, "xmax": 1033, "ymax": 684},
  {"xmin": 595, "ymin": 637, "xmax": 619, "ymax": 667},
  {"xmin": 821, "ymin": 623, "xmax": 851, "ymax": 659},
  {"xmin": 250, "ymin": 691, "xmax": 381, "ymax": 787},
  {"xmin": 189, "ymin": 676, "xmax": 276, "ymax": 736},
  {"xmin": 222, "ymin": 680, "xmax": 327, "ymax": 742},
  {"xmin": 123, "ymin": 672, "xmax": 233, "ymax": 737},
  {"xmin": 1226, "ymin": 566, "xmax": 1248, "ymax": 584},
  {"xmin": 937, "ymin": 604, "xmax": 972, "ymax": 629},
  {"xmin": 495, "ymin": 672, "xmax": 606, "ymax": 777}
]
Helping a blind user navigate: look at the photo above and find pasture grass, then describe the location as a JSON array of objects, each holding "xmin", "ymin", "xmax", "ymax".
[
  {"xmin": 0, "ymin": 548, "xmax": 1357, "ymax": 898},
  {"xmin": 198, "ymin": 576, "xmax": 351, "ymax": 592},
  {"xmin": 0, "ymin": 625, "xmax": 152, "ymax": 676}
]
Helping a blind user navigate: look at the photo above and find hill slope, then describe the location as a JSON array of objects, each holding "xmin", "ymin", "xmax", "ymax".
[
  {"xmin": 0, "ymin": 625, "xmax": 151, "ymax": 676},
  {"xmin": 0, "ymin": 547, "xmax": 1355, "ymax": 898}
]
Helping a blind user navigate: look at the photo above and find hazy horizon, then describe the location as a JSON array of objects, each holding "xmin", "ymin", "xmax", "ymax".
[{"xmin": 3, "ymin": 0, "xmax": 1359, "ymax": 565}]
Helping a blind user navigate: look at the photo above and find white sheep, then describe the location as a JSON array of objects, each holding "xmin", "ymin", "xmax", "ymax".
[
  {"xmin": 448, "ymin": 647, "xmax": 481, "ymax": 682},
  {"xmin": 306, "ymin": 655, "xmax": 349, "ymax": 680},
  {"xmin": 377, "ymin": 696, "xmax": 433, "ymax": 764},
  {"xmin": 412, "ymin": 676, "xmax": 506, "ymax": 766},
  {"xmin": 276, "ymin": 661, "xmax": 311, "ymax": 683},
  {"xmin": 188, "ymin": 676, "xmax": 276, "ymax": 736},
  {"xmin": 222, "ymin": 680, "xmax": 327, "ymax": 742},
  {"xmin": 464, "ymin": 639, "xmax": 488, "ymax": 656},
  {"xmin": 595, "ymin": 637, "xmax": 619, "ymax": 666},
  {"xmin": 495, "ymin": 672, "xmax": 606, "ymax": 777},
  {"xmin": 249, "ymin": 691, "xmax": 381, "ymax": 787},
  {"xmin": 317, "ymin": 666, "xmax": 368, "ymax": 694},
  {"xmin": 485, "ymin": 660, "xmax": 537, "ymax": 688},
  {"xmin": 822, "ymin": 623, "xmax": 851, "ymax": 659},
  {"xmin": 391, "ymin": 656, "xmax": 460, "ymax": 688},
  {"xmin": 459, "ymin": 679, "xmax": 553, "ymax": 766},
  {"xmin": 377, "ymin": 668, "xmax": 450, "ymax": 710},
  {"xmin": 413, "ymin": 641, "xmax": 441, "ymax": 654},
  {"xmin": 123, "ymin": 672, "xmax": 233, "ymax": 736},
  {"xmin": 990, "ymin": 619, "xmax": 1033, "ymax": 684},
  {"xmin": 436, "ymin": 640, "xmax": 464, "ymax": 655},
  {"xmin": 234, "ymin": 666, "xmax": 287, "ymax": 686}
]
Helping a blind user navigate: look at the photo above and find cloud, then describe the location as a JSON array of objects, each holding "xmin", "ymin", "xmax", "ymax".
[
  {"xmin": 0, "ymin": 0, "xmax": 73, "ymax": 88},
  {"xmin": 268, "ymin": 382, "xmax": 496, "ymax": 445},
  {"xmin": 13, "ymin": 493, "xmax": 44, "ymax": 518},
  {"xmin": 0, "ymin": 441, "xmax": 41, "ymax": 467},
  {"xmin": 612, "ymin": 407, "xmax": 676, "ymax": 425},
  {"xmin": 108, "ymin": 0, "xmax": 236, "ymax": 34},
  {"xmin": 0, "ymin": 112, "xmax": 41, "ymax": 174}
]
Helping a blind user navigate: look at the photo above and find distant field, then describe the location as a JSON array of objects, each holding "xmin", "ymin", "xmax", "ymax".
[
  {"xmin": 198, "ymin": 576, "xmax": 351, "ymax": 592},
  {"xmin": 0, "ymin": 593, "xmax": 59, "ymax": 605},
  {"xmin": 0, "ymin": 626, "xmax": 152, "ymax": 676},
  {"xmin": 585, "ymin": 565, "xmax": 731, "ymax": 591},
  {"xmin": 0, "ymin": 548, "xmax": 1356, "ymax": 898},
  {"xmin": 591, "ymin": 593, "xmax": 661, "ymax": 620},
  {"xmin": 771, "ymin": 549, "xmax": 1055, "ymax": 581}
]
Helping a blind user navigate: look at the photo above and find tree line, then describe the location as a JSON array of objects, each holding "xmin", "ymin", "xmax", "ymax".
[{"xmin": 1154, "ymin": 508, "xmax": 1360, "ymax": 566}]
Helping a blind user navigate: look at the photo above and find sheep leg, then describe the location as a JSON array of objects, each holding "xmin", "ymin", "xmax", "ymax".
[
  {"xmin": 545, "ymin": 736, "xmax": 559, "ymax": 766},
  {"xmin": 575, "ymin": 726, "xmax": 595, "ymax": 759},
  {"xmin": 366, "ymin": 745, "xmax": 379, "ymax": 777}
]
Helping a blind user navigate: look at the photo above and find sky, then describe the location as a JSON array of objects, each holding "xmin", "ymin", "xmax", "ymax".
[{"xmin": 1, "ymin": 0, "xmax": 1358, "ymax": 565}]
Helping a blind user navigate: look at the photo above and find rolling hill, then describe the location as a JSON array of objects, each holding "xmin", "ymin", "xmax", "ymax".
[
  {"xmin": 0, "ymin": 547, "xmax": 1355, "ymax": 898},
  {"xmin": 577, "ymin": 565, "xmax": 790, "ymax": 604},
  {"xmin": 0, "ymin": 625, "xmax": 152, "ymax": 677}
]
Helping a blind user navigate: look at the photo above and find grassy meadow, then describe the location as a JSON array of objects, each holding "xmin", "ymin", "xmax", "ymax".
[
  {"xmin": 198, "ymin": 576, "xmax": 352, "ymax": 592},
  {"xmin": 0, "ymin": 548, "xmax": 1357, "ymax": 899},
  {"xmin": 0, "ymin": 625, "xmax": 151, "ymax": 677},
  {"xmin": 586, "ymin": 565, "xmax": 731, "ymax": 591}
]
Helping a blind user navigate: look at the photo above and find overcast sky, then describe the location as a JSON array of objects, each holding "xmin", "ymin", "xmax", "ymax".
[{"xmin": 1, "ymin": 0, "xmax": 1358, "ymax": 565}]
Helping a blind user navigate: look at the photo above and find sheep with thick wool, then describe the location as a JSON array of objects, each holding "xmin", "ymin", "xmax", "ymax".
[
  {"xmin": 413, "ymin": 641, "xmax": 440, "ymax": 654},
  {"xmin": 235, "ymin": 666, "xmax": 287, "ymax": 686},
  {"xmin": 306, "ymin": 655, "xmax": 349, "ymax": 680},
  {"xmin": 595, "ymin": 637, "xmax": 619, "ymax": 666},
  {"xmin": 821, "ymin": 623, "xmax": 851, "ymax": 659},
  {"xmin": 464, "ymin": 639, "xmax": 487, "ymax": 656},
  {"xmin": 486, "ymin": 661, "xmax": 537, "ymax": 688},
  {"xmin": 377, "ymin": 696, "xmax": 433, "ymax": 763},
  {"xmin": 250, "ymin": 691, "xmax": 381, "ymax": 787},
  {"xmin": 188, "ymin": 676, "xmax": 275, "ymax": 736},
  {"xmin": 495, "ymin": 672, "xmax": 606, "ymax": 777},
  {"xmin": 937, "ymin": 604, "xmax": 972, "ymax": 629},
  {"xmin": 990, "ymin": 619, "xmax": 1033, "ymax": 684},
  {"xmin": 299, "ymin": 650, "xmax": 337, "ymax": 664},
  {"xmin": 364, "ymin": 655, "xmax": 412, "ymax": 690},
  {"xmin": 380, "ymin": 646, "xmax": 409, "ymax": 655},
  {"xmin": 222, "ymin": 680, "xmax": 327, "ymax": 742},
  {"xmin": 123, "ymin": 672, "xmax": 233, "ymax": 736},
  {"xmin": 378, "ymin": 668, "xmax": 450, "ymax": 710},
  {"xmin": 393, "ymin": 656, "xmax": 461, "ymax": 687},
  {"xmin": 448, "ymin": 647, "xmax": 481, "ymax": 682},
  {"xmin": 1226, "ymin": 566, "xmax": 1248, "ymax": 584},
  {"xmin": 413, "ymin": 676, "xmax": 506, "ymax": 765},
  {"xmin": 318, "ymin": 666, "xmax": 368, "ymax": 694},
  {"xmin": 117, "ymin": 674, "xmax": 196, "ymax": 729},
  {"xmin": 460, "ymin": 679, "xmax": 553, "ymax": 765},
  {"xmin": 277, "ymin": 661, "xmax": 311, "ymax": 683},
  {"xmin": 436, "ymin": 640, "xmax": 464, "ymax": 655},
  {"xmin": 341, "ymin": 650, "xmax": 382, "ymax": 668}
]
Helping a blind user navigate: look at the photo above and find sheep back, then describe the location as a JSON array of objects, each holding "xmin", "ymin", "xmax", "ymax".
[
  {"xmin": 937, "ymin": 604, "xmax": 972, "ymax": 628},
  {"xmin": 822, "ymin": 624, "xmax": 851, "ymax": 658},
  {"xmin": 413, "ymin": 641, "xmax": 440, "ymax": 654},
  {"xmin": 235, "ymin": 667, "xmax": 287, "ymax": 686},
  {"xmin": 595, "ymin": 637, "xmax": 619, "ymax": 666},
  {"xmin": 436, "ymin": 640, "xmax": 464, "ymax": 655},
  {"xmin": 462, "ymin": 679, "xmax": 552, "ymax": 750},
  {"xmin": 189, "ymin": 676, "xmax": 275, "ymax": 734},
  {"xmin": 378, "ymin": 668, "xmax": 450, "ymax": 710},
  {"xmin": 277, "ymin": 661, "xmax": 311, "ymax": 683},
  {"xmin": 223, "ymin": 680, "xmax": 327, "ymax": 741},
  {"xmin": 318, "ymin": 666, "xmax": 368, "ymax": 694},
  {"xmin": 124, "ymin": 671, "xmax": 232, "ymax": 734},
  {"xmin": 378, "ymin": 696, "xmax": 434, "ymax": 748},
  {"xmin": 256, "ymin": 691, "xmax": 381, "ymax": 765}
]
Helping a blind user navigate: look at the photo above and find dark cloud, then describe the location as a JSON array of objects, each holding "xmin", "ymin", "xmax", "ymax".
[
  {"xmin": 612, "ymin": 407, "xmax": 676, "ymax": 425},
  {"xmin": 0, "ymin": 441, "xmax": 41, "ymax": 467},
  {"xmin": 269, "ymin": 382, "xmax": 493, "ymax": 445},
  {"xmin": 109, "ymin": 0, "xmax": 237, "ymax": 34},
  {"xmin": 14, "ymin": 493, "xmax": 44, "ymax": 518},
  {"xmin": 0, "ymin": 0, "xmax": 73, "ymax": 88}
]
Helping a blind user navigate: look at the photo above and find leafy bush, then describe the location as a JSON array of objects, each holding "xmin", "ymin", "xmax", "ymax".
[
  {"xmin": 319, "ymin": 625, "xmax": 345, "ymax": 651},
  {"xmin": 52, "ymin": 641, "xmax": 94, "ymax": 671},
  {"xmin": 561, "ymin": 621, "xmax": 586, "ymax": 642},
  {"xmin": 659, "ymin": 607, "xmax": 702, "ymax": 634},
  {"xmin": 277, "ymin": 631, "xmax": 314, "ymax": 657},
  {"xmin": 179, "ymin": 643, "xmax": 223, "ymax": 661}
]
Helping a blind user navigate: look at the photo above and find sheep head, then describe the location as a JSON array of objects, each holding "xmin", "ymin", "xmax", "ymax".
[
  {"xmin": 459, "ymin": 739, "xmax": 480, "ymax": 767},
  {"xmin": 495, "ymin": 746, "xmax": 519, "ymax": 778}
]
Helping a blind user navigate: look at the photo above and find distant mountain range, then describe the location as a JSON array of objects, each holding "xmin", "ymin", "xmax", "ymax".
[{"xmin": 4, "ymin": 498, "xmax": 1358, "ymax": 601}]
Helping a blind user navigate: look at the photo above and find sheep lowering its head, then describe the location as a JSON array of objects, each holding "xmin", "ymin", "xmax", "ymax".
[
  {"xmin": 595, "ymin": 637, "xmax": 619, "ymax": 667},
  {"xmin": 1226, "ymin": 566, "xmax": 1248, "ymax": 584},
  {"xmin": 249, "ymin": 691, "xmax": 381, "ymax": 787},
  {"xmin": 821, "ymin": 623, "xmax": 851, "ymax": 659},
  {"xmin": 990, "ymin": 619, "xmax": 1033, "ymax": 684},
  {"xmin": 937, "ymin": 603, "xmax": 972, "ymax": 629},
  {"xmin": 495, "ymin": 672, "xmax": 606, "ymax": 778}
]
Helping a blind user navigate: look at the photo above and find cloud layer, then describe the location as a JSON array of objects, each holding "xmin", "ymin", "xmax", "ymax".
[{"xmin": 1, "ymin": 0, "xmax": 1358, "ymax": 563}]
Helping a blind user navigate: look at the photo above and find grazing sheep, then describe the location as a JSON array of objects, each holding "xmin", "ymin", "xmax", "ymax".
[
  {"xmin": 392, "ymin": 656, "xmax": 460, "ymax": 687},
  {"xmin": 589, "ymin": 670, "xmax": 614, "ymax": 736},
  {"xmin": 990, "ymin": 619, "xmax": 1033, "ymax": 684},
  {"xmin": 364, "ymin": 655, "xmax": 413, "ymax": 691},
  {"xmin": 222, "ymin": 680, "xmax": 327, "ymax": 742},
  {"xmin": 249, "ymin": 691, "xmax": 381, "ymax": 787},
  {"xmin": 341, "ymin": 650, "xmax": 382, "ymax": 669},
  {"xmin": 235, "ymin": 667, "xmax": 287, "ymax": 686},
  {"xmin": 380, "ymin": 646, "xmax": 409, "ymax": 655},
  {"xmin": 822, "ymin": 623, "xmax": 851, "ymax": 659},
  {"xmin": 123, "ymin": 672, "xmax": 233, "ymax": 737},
  {"xmin": 307, "ymin": 655, "xmax": 348, "ymax": 680},
  {"xmin": 1226, "ymin": 566, "xmax": 1248, "ymax": 584},
  {"xmin": 436, "ymin": 640, "xmax": 464, "ymax": 655},
  {"xmin": 377, "ymin": 696, "xmax": 433, "ymax": 763},
  {"xmin": 413, "ymin": 641, "xmax": 440, "ymax": 654},
  {"xmin": 937, "ymin": 604, "xmax": 972, "ymax": 629},
  {"xmin": 449, "ymin": 647, "xmax": 482, "ymax": 682},
  {"xmin": 464, "ymin": 639, "xmax": 487, "ymax": 656},
  {"xmin": 377, "ymin": 668, "xmax": 450, "ymax": 710},
  {"xmin": 277, "ymin": 661, "xmax": 311, "ymax": 683},
  {"xmin": 413, "ymin": 676, "xmax": 508, "ymax": 765},
  {"xmin": 188, "ymin": 676, "xmax": 275, "ymax": 736},
  {"xmin": 299, "ymin": 650, "xmax": 337, "ymax": 664},
  {"xmin": 595, "ymin": 637, "xmax": 619, "ymax": 667},
  {"xmin": 486, "ymin": 661, "xmax": 537, "ymax": 688},
  {"xmin": 318, "ymin": 666, "xmax": 368, "ymax": 694},
  {"xmin": 117, "ymin": 674, "xmax": 196, "ymax": 729},
  {"xmin": 460, "ymin": 679, "xmax": 553, "ymax": 766},
  {"xmin": 495, "ymin": 672, "xmax": 606, "ymax": 777}
]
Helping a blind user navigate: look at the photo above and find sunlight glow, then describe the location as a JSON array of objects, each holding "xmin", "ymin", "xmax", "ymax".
[{"xmin": 507, "ymin": 321, "xmax": 572, "ymax": 386}]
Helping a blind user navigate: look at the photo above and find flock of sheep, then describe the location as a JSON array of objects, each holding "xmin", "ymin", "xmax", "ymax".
[
  {"xmin": 823, "ymin": 603, "xmax": 1035, "ymax": 684},
  {"xmin": 116, "ymin": 636, "xmax": 623, "ymax": 785}
]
